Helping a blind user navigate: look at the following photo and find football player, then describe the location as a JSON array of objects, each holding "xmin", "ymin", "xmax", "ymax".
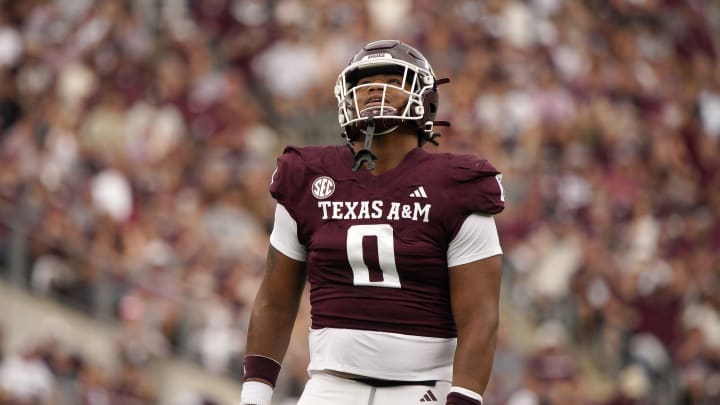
[{"xmin": 241, "ymin": 40, "xmax": 505, "ymax": 405}]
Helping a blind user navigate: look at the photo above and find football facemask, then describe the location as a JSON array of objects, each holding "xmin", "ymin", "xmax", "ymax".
[
  {"xmin": 336, "ymin": 40, "xmax": 451, "ymax": 171},
  {"xmin": 335, "ymin": 59, "xmax": 434, "ymax": 137}
]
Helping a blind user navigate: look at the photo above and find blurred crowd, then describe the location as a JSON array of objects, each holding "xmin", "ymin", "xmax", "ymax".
[
  {"xmin": 0, "ymin": 0, "xmax": 719, "ymax": 404},
  {"xmin": 0, "ymin": 326, "xmax": 162, "ymax": 405}
]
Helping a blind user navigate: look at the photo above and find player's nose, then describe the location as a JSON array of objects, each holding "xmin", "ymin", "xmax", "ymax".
[{"xmin": 367, "ymin": 82, "xmax": 385, "ymax": 92}]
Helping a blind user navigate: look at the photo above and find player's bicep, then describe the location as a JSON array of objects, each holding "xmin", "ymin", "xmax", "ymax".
[
  {"xmin": 254, "ymin": 244, "xmax": 306, "ymax": 312},
  {"xmin": 449, "ymin": 254, "xmax": 502, "ymax": 328}
]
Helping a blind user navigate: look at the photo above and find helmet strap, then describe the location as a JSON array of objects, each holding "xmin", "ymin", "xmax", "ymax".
[
  {"xmin": 361, "ymin": 124, "xmax": 398, "ymax": 136},
  {"xmin": 352, "ymin": 117, "xmax": 378, "ymax": 171}
]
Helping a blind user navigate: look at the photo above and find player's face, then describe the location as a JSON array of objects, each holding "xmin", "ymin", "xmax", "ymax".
[{"xmin": 354, "ymin": 73, "xmax": 411, "ymax": 114}]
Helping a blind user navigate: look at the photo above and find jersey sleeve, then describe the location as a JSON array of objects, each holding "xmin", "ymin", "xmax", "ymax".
[
  {"xmin": 447, "ymin": 213, "xmax": 502, "ymax": 267},
  {"xmin": 449, "ymin": 155, "xmax": 505, "ymax": 216},
  {"xmin": 269, "ymin": 203, "xmax": 307, "ymax": 261}
]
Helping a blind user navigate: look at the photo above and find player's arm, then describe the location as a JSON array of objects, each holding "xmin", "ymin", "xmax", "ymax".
[
  {"xmin": 246, "ymin": 245, "xmax": 306, "ymax": 364},
  {"xmin": 446, "ymin": 214, "xmax": 503, "ymax": 405},
  {"xmin": 241, "ymin": 205, "xmax": 307, "ymax": 405},
  {"xmin": 448, "ymin": 254, "xmax": 502, "ymax": 404}
]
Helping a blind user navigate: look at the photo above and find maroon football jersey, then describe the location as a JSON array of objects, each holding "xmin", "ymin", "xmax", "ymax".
[{"xmin": 270, "ymin": 145, "xmax": 504, "ymax": 338}]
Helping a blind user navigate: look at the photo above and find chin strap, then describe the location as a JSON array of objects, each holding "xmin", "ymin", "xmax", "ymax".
[
  {"xmin": 352, "ymin": 117, "xmax": 378, "ymax": 171},
  {"xmin": 423, "ymin": 120, "xmax": 451, "ymax": 146}
]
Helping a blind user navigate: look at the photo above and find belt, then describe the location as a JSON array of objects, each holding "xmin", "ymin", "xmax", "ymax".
[{"xmin": 352, "ymin": 377, "xmax": 437, "ymax": 387}]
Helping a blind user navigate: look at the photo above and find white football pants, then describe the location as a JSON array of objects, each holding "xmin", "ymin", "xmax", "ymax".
[{"xmin": 296, "ymin": 372, "xmax": 451, "ymax": 405}]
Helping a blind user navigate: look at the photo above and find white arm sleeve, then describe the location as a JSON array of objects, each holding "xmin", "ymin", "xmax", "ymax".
[
  {"xmin": 269, "ymin": 204, "xmax": 307, "ymax": 262},
  {"xmin": 447, "ymin": 213, "xmax": 502, "ymax": 268}
]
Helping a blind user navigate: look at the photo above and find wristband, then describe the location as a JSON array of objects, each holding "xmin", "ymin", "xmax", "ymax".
[
  {"xmin": 240, "ymin": 381, "xmax": 273, "ymax": 405},
  {"xmin": 446, "ymin": 386, "xmax": 484, "ymax": 405},
  {"xmin": 242, "ymin": 355, "xmax": 281, "ymax": 387}
]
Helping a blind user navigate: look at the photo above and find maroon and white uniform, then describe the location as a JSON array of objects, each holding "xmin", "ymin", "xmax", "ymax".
[{"xmin": 269, "ymin": 145, "xmax": 504, "ymax": 383}]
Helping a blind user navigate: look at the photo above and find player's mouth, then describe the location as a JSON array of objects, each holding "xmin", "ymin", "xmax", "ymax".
[
  {"xmin": 364, "ymin": 96, "xmax": 387, "ymax": 107},
  {"xmin": 359, "ymin": 105, "xmax": 398, "ymax": 118}
]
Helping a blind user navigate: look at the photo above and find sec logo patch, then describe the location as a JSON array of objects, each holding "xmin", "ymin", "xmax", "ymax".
[{"xmin": 312, "ymin": 176, "xmax": 335, "ymax": 199}]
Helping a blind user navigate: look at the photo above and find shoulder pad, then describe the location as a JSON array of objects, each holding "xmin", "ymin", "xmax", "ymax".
[
  {"xmin": 269, "ymin": 145, "xmax": 345, "ymax": 205},
  {"xmin": 269, "ymin": 146, "xmax": 307, "ymax": 206},
  {"xmin": 447, "ymin": 153, "xmax": 505, "ymax": 215}
]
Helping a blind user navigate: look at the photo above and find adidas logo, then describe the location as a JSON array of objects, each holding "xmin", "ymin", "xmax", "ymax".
[
  {"xmin": 409, "ymin": 186, "xmax": 428, "ymax": 198},
  {"xmin": 420, "ymin": 389, "xmax": 438, "ymax": 402}
]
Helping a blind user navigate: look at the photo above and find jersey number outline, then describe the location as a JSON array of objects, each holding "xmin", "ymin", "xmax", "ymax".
[{"xmin": 346, "ymin": 224, "xmax": 402, "ymax": 288}]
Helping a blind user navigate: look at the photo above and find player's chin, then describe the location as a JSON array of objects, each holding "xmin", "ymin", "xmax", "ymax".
[{"xmin": 357, "ymin": 106, "xmax": 402, "ymax": 133}]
